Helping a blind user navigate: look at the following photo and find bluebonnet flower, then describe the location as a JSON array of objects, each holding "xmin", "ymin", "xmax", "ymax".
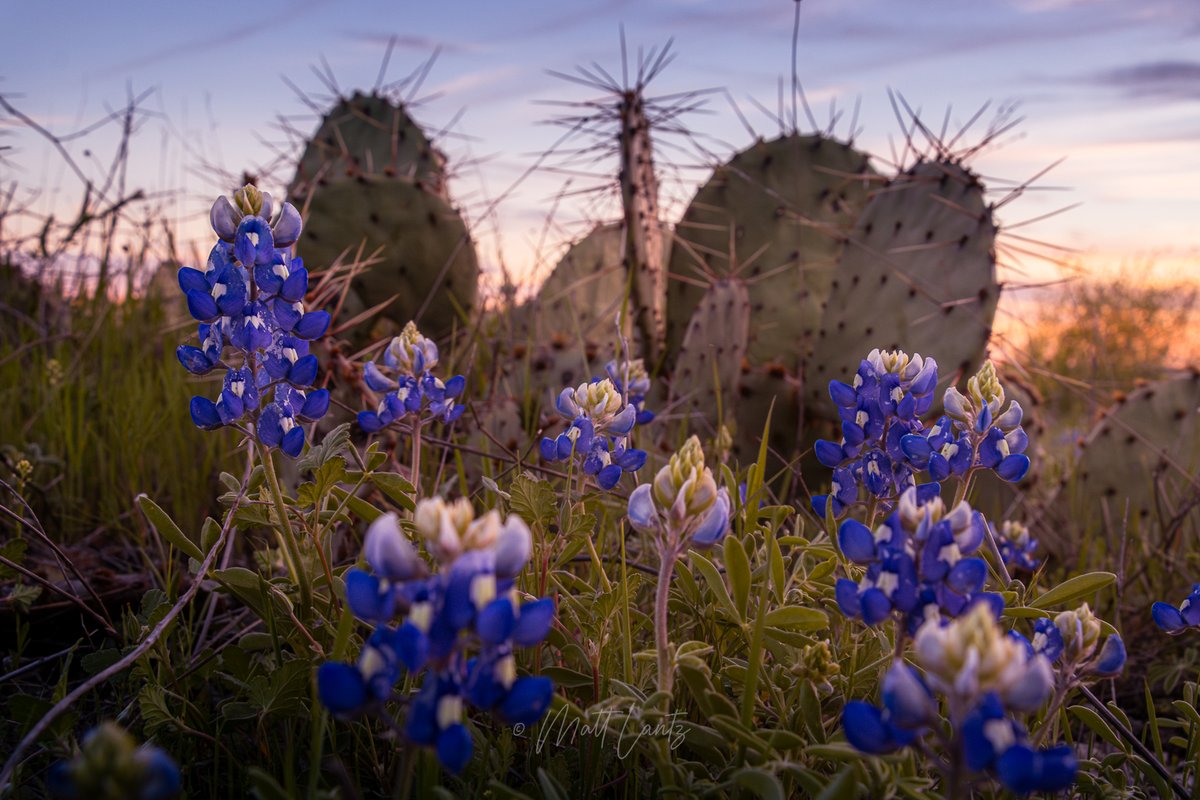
[
  {"xmin": 1030, "ymin": 617, "xmax": 1064, "ymax": 661},
  {"xmin": 904, "ymin": 361, "xmax": 1030, "ymax": 484},
  {"xmin": 994, "ymin": 520, "xmax": 1040, "ymax": 573},
  {"xmin": 319, "ymin": 502, "xmax": 555, "ymax": 774},
  {"xmin": 844, "ymin": 605, "xmax": 1073, "ymax": 795},
  {"xmin": 48, "ymin": 722, "xmax": 181, "ymax": 800},
  {"xmin": 835, "ymin": 487, "xmax": 998, "ymax": 629},
  {"xmin": 357, "ymin": 322, "xmax": 466, "ymax": 432},
  {"xmin": 605, "ymin": 358, "xmax": 655, "ymax": 425},
  {"xmin": 1050, "ymin": 604, "xmax": 1126, "ymax": 677},
  {"xmin": 1153, "ymin": 584, "xmax": 1200, "ymax": 634},
  {"xmin": 842, "ymin": 661, "xmax": 934, "ymax": 754},
  {"xmin": 627, "ymin": 436, "xmax": 731, "ymax": 551},
  {"xmin": 540, "ymin": 376, "xmax": 646, "ymax": 490},
  {"xmin": 811, "ymin": 349, "xmax": 939, "ymax": 518},
  {"xmin": 175, "ymin": 185, "xmax": 330, "ymax": 457}
]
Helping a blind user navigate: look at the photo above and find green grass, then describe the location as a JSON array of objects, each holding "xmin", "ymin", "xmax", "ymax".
[{"xmin": 0, "ymin": 284, "xmax": 234, "ymax": 544}]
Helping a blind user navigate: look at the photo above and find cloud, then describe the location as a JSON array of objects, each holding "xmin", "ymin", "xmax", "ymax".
[
  {"xmin": 99, "ymin": 0, "xmax": 330, "ymax": 76},
  {"xmin": 1086, "ymin": 60, "xmax": 1200, "ymax": 101},
  {"xmin": 343, "ymin": 32, "xmax": 479, "ymax": 55}
]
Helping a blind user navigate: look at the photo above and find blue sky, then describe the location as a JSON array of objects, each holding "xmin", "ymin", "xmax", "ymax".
[{"xmin": 4, "ymin": 0, "xmax": 1200, "ymax": 296}]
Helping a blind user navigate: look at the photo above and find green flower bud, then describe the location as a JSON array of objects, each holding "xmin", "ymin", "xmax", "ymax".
[
  {"xmin": 575, "ymin": 378, "xmax": 625, "ymax": 421},
  {"xmin": 233, "ymin": 184, "xmax": 263, "ymax": 217},
  {"xmin": 967, "ymin": 360, "xmax": 1005, "ymax": 413},
  {"xmin": 387, "ymin": 321, "xmax": 439, "ymax": 375},
  {"xmin": 652, "ymin": 436, "xmax": 717, "ymax": 522},
  {"xmin": 1055, "ymin": 603, "xmax": 1102, "ymax": 663}
]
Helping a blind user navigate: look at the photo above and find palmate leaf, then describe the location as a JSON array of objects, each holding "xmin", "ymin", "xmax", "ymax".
[
  {"xmin": 509, "ymin": 471, "xmax": 559, "ymax": 532},
  {"xmin": 296, "ymin": 422, "xmax": 351, "ymax": 473}
]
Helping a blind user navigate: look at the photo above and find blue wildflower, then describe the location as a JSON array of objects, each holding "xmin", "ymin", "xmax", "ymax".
[
  {"xmin": 627, "ymin": 436, "xmax": 730, "ymax": 550},
  {"xmin": 845, "ymin": 605, "xmax": 1073, "ymax": 795},
  {"xmin": 356, "ymin": 321, "xmax": 466, "ymax": 433},
  {"xmin": 1052, "ymin": 604, "xmax": 1126, "ymax": 677},
  {"xmin": 605, "ymin": 358, "xmax": 655, "ymax": 425},
  {"xmin": 175, "ymin": 185, "xmax": 330, "ymax": 457},
  {"xmin": 835, "ymin": 487, "xmax": 994, "ymax": 628},
  {"xmin": 540, "ymin": 373, "xmax": 646, "ymax": 490},
  {"xmin": 932, "ymin": 360, "xmax": 1031, "ymax": 484},
  {"xmin": 812, "ymin": 349, "xmax": 939, "ymax": 517},
  {"xmin": 319, "ymin": 498, "xmax": 555, "ymax": 774},
  {"xmin": 1152, "ymin": 584, "xmax": 1200, "ymax": 634},
  {"xmin": 47, "ymin": 722, "xmax": 181, "ymax": 800},
  {"xmin": 995, "ymin": 520, "xmax": 1040, "ymax": 573}
]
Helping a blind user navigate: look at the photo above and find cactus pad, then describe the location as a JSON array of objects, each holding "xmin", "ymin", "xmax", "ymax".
[
  {"xmin": 526, "ymin": 224, "xmax": 630, "ymax": 350},
  {"xmin": 666, "ymin": 134, "xmax": 876, "ymax": 366},
  {"xmin": 289, "ymin": 91, "xmax": 447, "ymax": 202},
  {"xmin": 1070, "ymin": 371, "xmax": 1200, "ymax": 529},
  {"xmin": 669, "ymin": 279, "xmax": 750, "ymax": 435},
  {"xmin": 296, "ymin": 176, "xmax": 477, "ymax": 339},
  {"xmin": 808, "ymin": 160, "xmax": 999, "ymax": 417}
]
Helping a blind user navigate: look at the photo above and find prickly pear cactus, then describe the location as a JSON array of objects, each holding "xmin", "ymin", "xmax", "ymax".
[
  {"xmin": 666, "ymin": 134, "xmax": 877, "ymax": 366},
  {"xmin": 808, "ymin": 160, "xmax": 999, "ymax": 416},
  {"xmin": 289, "ymin": 91, "xmax": 447, "ymax": 202},
  {"xmin": 669, "ymin": 279, "xmax": 750, "ymax": 434},
  {"xmin": 1068, "ymin": 371, "xmax": 1200, "ymax": 532},
  {"xmin": 296, "ymin": 176, "xmax": 478, "ymax": 340},
  {"xmin": 735, "ymin": 364, "xmax": 807, "ymax": 463},
  {"xmin": 527, "ymin": 224, "xmax": 630, "ymax": 350}
]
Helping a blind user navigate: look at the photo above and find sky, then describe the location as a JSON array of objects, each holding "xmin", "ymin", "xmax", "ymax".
[{"xmin": 3, "ymin": 0, "xmax": 1200, "ymax": 303}]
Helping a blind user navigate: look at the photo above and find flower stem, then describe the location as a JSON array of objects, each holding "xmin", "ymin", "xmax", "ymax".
[
  {"xmin": 654, "ymin": 545, "xmax": 676, "ymax": 698},
  {"xmin": 262, "ymin": 444, "xmax": 313, "ymax": 621},
  {"xmin": 410, "ymin": 420, "xmax": 422, "ymax": 500}
]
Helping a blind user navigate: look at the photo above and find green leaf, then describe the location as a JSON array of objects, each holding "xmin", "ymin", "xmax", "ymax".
[
  {"xmin": 709, "ymin": 714, "xmax": 771, "ymax": 753},
  {"xmin": 731, "ymin": 767, "xmax": 785, "ymax": 800},
  {"xmin": 370, "ymin": 471, "xmax": 416, "ymax": 511},
  {"xmin": 690, "ymin": 553, "xmax": 739, "ymax": 622},
  {"xmin": 1002, "ymin": 606, "xmax": 1049, "ymax": 620},
  {"xmin": 767, "ymin": 537, "xmax": 787, "ymax": 605},
  {"xmin": 509, "ymin": 472, "xmax": 558, "ymax": 532},
  {"xmin": 485, "ymin": 782, "xmax": 535, "ymax": 800},
  {"xmin": 0, "ymin": 538, "xmax": 27, "ymax": 579},
  {"xmin": 816, "ymin": 767, "xmax": 859, "ymax": 800},
  {"xmin": 137, "ymin": 494, "xmax": 204, "ymax": 561},
  {"xmin": 540, "ymin": 666, "xmax": 595, "ymax": 689},
  {"xmin": 247, "ymin": 767, "xmax": 291, "ymax": 800},
  {"xmin": 296, "ymin": 422, "xmax": 351, "ymax": 473},
  {"xmin": 138, "ymin": 685, "xmax": 180, "ymax": 736},
  {"xmin": 200, "ymin": 517, "xmax": 221, "ymax": 553},
  {"xmin": 724, "ymin": 536, "xmax": 752, "ymax": 619},
  {"xmin": 536, "ymin": 768, "xmax": 570, "ymax": 800},
  {"xmin": 330, "ymin": 486, "xmax": 383, "ymax": 523},
  {"xmin": 1069, "ymin": 705, "xmax": 1124, "ymax": 749},
  {"xmin": 212, "ymin": 567, "xmax": 269, "ymax": 620},
  {"xmin": 764, "ymin": 606, "xmax": 829, "ymax": 631},
  {"xmin": 1170, "ymin": 699, "xmax": 1200, "ymax": 729},
  {"xmin": 1030, "ymin": 572, "xmax": 1116, "ymax": 609}
]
